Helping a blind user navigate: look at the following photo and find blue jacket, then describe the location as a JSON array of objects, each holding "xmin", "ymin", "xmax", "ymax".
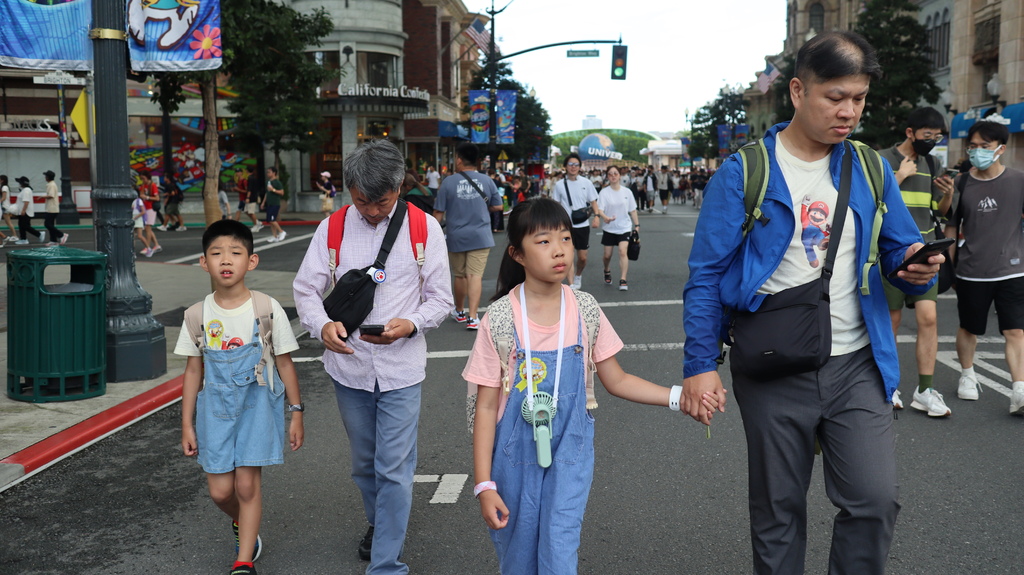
[{"xmin": 682, "ymin": 123, "xmax": 934, "ymax": 398}]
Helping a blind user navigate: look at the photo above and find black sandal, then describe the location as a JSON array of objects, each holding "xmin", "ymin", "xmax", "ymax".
[{"xmin": 604, "ymin": 270, "xmax": 612, "ymax": 285}]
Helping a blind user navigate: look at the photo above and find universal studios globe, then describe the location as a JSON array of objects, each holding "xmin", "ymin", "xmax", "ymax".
[{"xmin": 577, "ymin": 133, "xmax": 623, "ymax": 169}]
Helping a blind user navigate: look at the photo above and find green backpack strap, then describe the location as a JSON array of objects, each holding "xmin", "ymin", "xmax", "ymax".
[
  {"xmin": 739, "ymin": 140, "xmax": 771, "ymax": 237},
  {"xmin": 849, "ymin": 140, "xmax": 889, "ymax": 295}
]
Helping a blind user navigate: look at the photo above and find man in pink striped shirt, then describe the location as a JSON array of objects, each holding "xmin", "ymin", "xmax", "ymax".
[{"xmin": 293, "ymin": 140, "xmax": 452, "ymax": 574}]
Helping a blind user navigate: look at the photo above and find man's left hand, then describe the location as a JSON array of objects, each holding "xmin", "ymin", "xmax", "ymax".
[
  {"xmin": 360, "ymin": 318, "xmax": 416, "ymax": 345},
  {"xmin": 898, "ymin": 242, "xmax": 943, "ymax": 285}
]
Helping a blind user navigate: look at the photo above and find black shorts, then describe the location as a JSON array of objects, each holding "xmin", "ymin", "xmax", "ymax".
[
  {"xmin": 659, "ymin": 189, "xmax": 670, "ymax": 201},
  {"xmin": 601, "ymin": 231, "xmax": 630, "ymax": 246},
  {"xmin": 570, "ymin": 226, "xmax": 590, "ymax": 251},
  {"xmin": 237, "ymin": 200, "xmax": 246, "ymax": 210},
  {"xmin": 956, "ymin": 276, "xmax": 1024, "ymax": 335}
]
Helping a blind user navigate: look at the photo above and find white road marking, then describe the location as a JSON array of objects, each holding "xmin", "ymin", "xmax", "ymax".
[
  {"xmin": 164, "ymin": 232, "xmax": 316, "ymax": 264},
  {"xmin": 935, "ymin": 351, "xmax": 1012, "ymax": 398},
  {"xmin": 895, "ymin": 335, "xmax": 1005, "ymax": 344},
  {"xmin": 413, "ymin": 474, "xmax": 469, "ymax": 504}
]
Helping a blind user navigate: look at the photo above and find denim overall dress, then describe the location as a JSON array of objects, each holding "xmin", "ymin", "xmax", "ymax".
[
  {"xmin": 489, "ymin": 319, "xmax": 596, "ymax": 575},
  {"xmin": 195, "ymin": 319, "xmax": 285, "ymax": 474}
]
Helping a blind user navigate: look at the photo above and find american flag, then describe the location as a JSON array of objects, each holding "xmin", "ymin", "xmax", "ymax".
[
  {"xmin": 756, "ymin": 61, "xmax": 782, "ymax": 94},
  {"xmin": 465, "ymin": 17, "xmax": 492, "ymax": 53}
]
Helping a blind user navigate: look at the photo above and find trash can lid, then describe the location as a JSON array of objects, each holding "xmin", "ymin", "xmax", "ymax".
[{"xmin": 6, "ymin": 246, "xmax": 109, "ymax": 264}]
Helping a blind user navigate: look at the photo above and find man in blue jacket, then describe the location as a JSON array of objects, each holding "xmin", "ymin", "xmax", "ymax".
[{"xmin": 682, "ymin": 31, "xmax": 941, "ymax": 575}]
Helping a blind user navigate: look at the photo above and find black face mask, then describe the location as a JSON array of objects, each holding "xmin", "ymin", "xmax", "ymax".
[{"xmin": 912, "ymin": 138, "xmax": 936, "ymax": 156}]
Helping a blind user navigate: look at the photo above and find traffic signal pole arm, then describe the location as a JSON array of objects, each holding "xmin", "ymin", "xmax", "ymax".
[{"xmin": 497, "ymin": 39, "xmax": 622, "ymax": 61}]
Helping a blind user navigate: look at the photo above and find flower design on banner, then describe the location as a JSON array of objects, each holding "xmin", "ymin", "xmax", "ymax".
[{"xmin": 190, "ymin": 25, "xmax": 222, "ymax": 60}]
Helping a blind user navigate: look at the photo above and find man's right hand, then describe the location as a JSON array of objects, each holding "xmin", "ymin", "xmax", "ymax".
[
  {"xmin": 321, "ymin": 321, "xmax": 354, "ymax": 354},
  {"xmin": 896, "ymin": 155, "xmax": 917, "ymax": 183},
  {"xmin": 682, "ymin": 371, "xmax": 727, "ymax": 424}
]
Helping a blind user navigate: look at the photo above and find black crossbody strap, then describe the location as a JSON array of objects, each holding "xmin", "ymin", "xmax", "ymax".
[
  {"xmin": 819, "ymin": 142, "xmax": 854, "ymax": 294},
  {"xmin": 458, "ymin": 172, "xmax": 490, "ymax": 202},
  {"xmin": 372, "ymin": 200, "xmax": 408, "ymax": 270},
  {"xmin": 564, "ymin": 178, "xmax": 577, "ymax": 208}
]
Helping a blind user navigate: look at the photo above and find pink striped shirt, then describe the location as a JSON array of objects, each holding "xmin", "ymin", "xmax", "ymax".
[{"xmin": 293, "ymin": 202, "xmax": 453, "ymax": 392}]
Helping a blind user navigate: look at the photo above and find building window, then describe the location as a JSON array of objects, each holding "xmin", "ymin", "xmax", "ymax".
[
  {"xmin": 315, "ymin": 50, "xmax": 341, "ymax": 98},
  {"xmin": 358, "ymin": 52, "xmax": 398, "ymax": 87},
  {"xmin": 808, "ymin": 2, "xmax": 824, "ymax": 33},
  {"xmin": 936, "ymin": 9, "xmax": 950, "ymax": 69}
]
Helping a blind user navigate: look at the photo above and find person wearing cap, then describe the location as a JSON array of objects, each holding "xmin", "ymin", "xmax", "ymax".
[
  {"xmin": 42, "ymin": 170, "xmax": 68, "ymax": 245},
  {"xmin": 315, "ymin": 171, "xmax": 336, "ymax": 218},
  {"xmin": 14, "ymin": 176, "xmax": 44, "ymax": 245}
]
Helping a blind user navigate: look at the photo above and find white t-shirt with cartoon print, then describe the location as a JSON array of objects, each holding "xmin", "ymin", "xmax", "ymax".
[
  {"xmin": 174, "ymin": 294, "xmax": 300, "ymax": 356},
  {"xmin": 757, "ymin": 137, "xmax": 869, "ymax": 356}
]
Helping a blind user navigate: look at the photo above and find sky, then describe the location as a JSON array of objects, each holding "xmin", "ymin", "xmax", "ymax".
[{"xmin": 461, "ymin": 0, "xmax": 788, "ymax": 136}]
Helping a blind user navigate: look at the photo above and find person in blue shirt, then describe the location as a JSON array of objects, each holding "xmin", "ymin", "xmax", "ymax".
[{"xmin": 681, "ymin": 31, "xmax": 941, "ymax": 575}]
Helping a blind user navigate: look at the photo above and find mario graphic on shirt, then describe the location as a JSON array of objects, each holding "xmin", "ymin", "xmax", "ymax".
[{"xmin": 800, "ymin": 195, "xmax": 831, "ymax": 269}]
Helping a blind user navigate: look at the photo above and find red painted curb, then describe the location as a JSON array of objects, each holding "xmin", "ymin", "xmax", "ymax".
[{"xmin": 1, "ymin": 376, "xmax": 184, "ymax": 474}]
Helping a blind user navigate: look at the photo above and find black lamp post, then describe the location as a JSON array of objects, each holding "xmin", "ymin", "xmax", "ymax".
[{"xmin": 91, "ymin": 0, "xmax": 166, "ymax": 381}]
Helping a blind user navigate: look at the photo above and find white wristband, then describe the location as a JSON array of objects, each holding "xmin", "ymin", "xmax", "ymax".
[
  {"xmin": 669, "ymin": 385, "xmax": 683, "ymax": 411},
  {"xmin": 474, "ymin": 481, "xmax": 497, "ymax": 498}
]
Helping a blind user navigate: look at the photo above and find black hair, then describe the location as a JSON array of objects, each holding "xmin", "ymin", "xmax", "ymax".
[
  {"xmin": 605, "ymin": 165, "xmax": 620, "ymax": 175},
  {"xmin": 906, "ymin": 107, "xmax": 947, "ymax": 132},
  {"xmin": 967, "ymin": 120, "xmax": 1009, "ymax": 146},
  {"xmin": 456, "ymin": 142, "xmax": 480, "ymax": 167},
  {"xmin": 563, "ymin": 153, "xmax": 581, "ymax": 168},
  {"xmin": 795, "ymin": 30, "xmax": 881, "ymax": 84},
  {"xmin": 492, "ymin": 198, "xmax": 572, "ymax": 301},
  {"xmin": 267, "ymin": 166, "xmax": 279, "ymax": 176},
  {"xmin": 202, "ymin": 219, "xmax": 255, "ymax": 255},
  {"xmin": 0, "ymin": 175, "xmax": 7, "ymax": 187}
]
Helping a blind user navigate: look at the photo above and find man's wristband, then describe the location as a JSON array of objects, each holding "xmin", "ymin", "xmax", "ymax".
[
  {"xmin": 474, "ymin": 481, "xmax": 497, "ymax": 498},
  {"xmin": 669, "ymin": 385, "xmax": 683, "ymax": 411}
]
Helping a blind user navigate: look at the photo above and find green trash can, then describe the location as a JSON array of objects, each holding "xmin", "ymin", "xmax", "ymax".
[{"xmin": 7, "ymin": 246, "xmax": 108, "ymax": 402}]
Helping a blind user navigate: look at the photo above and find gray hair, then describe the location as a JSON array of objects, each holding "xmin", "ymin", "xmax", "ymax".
[{"xmin": 343, "ymin": 139, "xmax": 405, "ymax": 201}]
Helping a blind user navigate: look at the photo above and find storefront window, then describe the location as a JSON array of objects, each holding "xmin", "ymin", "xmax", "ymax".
[
  {"xmin": 357, "ymin": 117, "xmax": 395, "ymax": 141},
  {"xmin": 316, "ymin": 50, "xmax": 341, "ymax": 98},
  {"xmin": 357, "ymin": 52, "xmax": 398, "ymax": 87}
]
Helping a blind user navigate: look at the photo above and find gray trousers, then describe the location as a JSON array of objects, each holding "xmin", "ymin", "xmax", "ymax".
[{"xmin": 731, "ymin": 345, "xmax": 899, "ymax": 575}]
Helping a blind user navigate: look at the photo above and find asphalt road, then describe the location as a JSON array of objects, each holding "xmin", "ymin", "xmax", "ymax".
[{"xmin": 1, "ymin": 205, "xmax": 1022, "ymax": 574}]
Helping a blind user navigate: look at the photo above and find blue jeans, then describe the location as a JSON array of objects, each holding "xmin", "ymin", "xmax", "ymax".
[{"xmin": 333, "ymin": 380, "xmax": 421, "ymax": 575}]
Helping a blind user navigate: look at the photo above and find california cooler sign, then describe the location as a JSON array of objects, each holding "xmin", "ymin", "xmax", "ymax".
[{"xmin": 342, "ymin": 84, "xmax": 430, "ymax": 101}]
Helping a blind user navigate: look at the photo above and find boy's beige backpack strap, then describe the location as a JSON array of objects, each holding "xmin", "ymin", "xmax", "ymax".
[
  {"xmin": 250, "ymin": 290, "xmax": 276, "ymax": 391},
  {"xmin": 466, "ymin": 295, "xmax": 514, "ymax": 433},
  {"xmin": 573, "ymin": 289, "xmax": 601, "ymax": 410},
  {"xmin": 183, "ymin": 301, "xmax": 205, "ymax": 352}
]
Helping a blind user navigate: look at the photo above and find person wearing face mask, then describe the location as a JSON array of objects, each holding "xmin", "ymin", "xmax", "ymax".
[
  {"xmin": 944, "ymin": 118, "xmax": 1024, "ymax": 416},
  {"xmin": 878, "ymin": 107, "xmax": 955, "ymax": 416}
]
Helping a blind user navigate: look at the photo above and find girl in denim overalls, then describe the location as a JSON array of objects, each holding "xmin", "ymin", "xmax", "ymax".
[{"xmin": 463, "ymin": 198, "xmax": 720, "ymax": 574}]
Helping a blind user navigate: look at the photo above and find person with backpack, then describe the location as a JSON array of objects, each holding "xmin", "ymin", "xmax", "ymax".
[
  {"xmin": 292, "ymin": 139, "xmax": 452, "ymax": 573},
  {"xmin": 682, "ymin": 31, "xmax": 941, "ymax": 575},
  {"xmin": 878, "ymin": 107, "xmax": 955, "ymax": 416}
]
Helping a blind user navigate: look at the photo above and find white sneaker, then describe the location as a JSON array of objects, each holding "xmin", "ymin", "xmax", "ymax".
[
  {"xmin": 1010, "ymin": 382, "xmax": 1024, "ymax": 415},
  {"xmin": 59, "ymin": 233, "xmax": 69, "ymax": 245},
  {"xmin": 14, "ymin": 239, "xmax": 29, "ymax": 245},
  {"xmin": 910, "ymin": 387, "xmax": 951, "ymax": 417},
  {"xmin": 892, "ymin": 389, "xmax": 904, "ymax": 409},
  {"xmin": 572, "ymin": 275, "xmax": 582, "ymax": 290},
  {"xmin": 662, "ymin": 207, "xmax": 668, "ymax": 214},
  {"xmin": 156, "ymin": 225, "xmax": 168, "ymax": 232},
  {"xmin": 266, "ymin": 236, "xmax": 279, "ymax": 243},
  {"xmin": 278, "ymin": 230, "xmax": 287, "ymax": 242},
  {"xmin": 176, "ymin": 225, "xmax": 187, "ymax": 232},
  {"xmin": 958, "ymin": 374, "xmax": 981, "ymax": 400},
  {"xmin": 38, "ymin": 231, "xmax": 46, "ymax": 243},
  {"xmin": 252, "ymin": 223, "xmax": 263, "ymax": 232}
]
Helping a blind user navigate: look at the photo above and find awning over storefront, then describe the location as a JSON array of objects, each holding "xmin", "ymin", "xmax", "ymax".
[
  {"xmin": 951, "ymin": 107, "xmax": 994, "ymax": 139},
  {"xmin": 1000, "ymin": 102, "xmax": 1024, "ymax": 134}
]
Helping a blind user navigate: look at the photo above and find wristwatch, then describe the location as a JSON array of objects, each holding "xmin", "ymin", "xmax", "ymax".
[{"xmin": 286, "ymin": 403, "xmax": 305, "ymax": 412}]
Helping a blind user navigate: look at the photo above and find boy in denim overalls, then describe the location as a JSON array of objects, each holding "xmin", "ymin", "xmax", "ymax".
[{"xmin": 175, "ymin": 220, "xmax": 304, "ymax": 575}]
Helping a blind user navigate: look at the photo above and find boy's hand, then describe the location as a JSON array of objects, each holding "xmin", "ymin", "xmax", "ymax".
[
  {"xmin": 321, "ymin": 322, "xmax": 354, "ymax": 354},
  {"xmin": 479, "ymin": 490, "xmax": 510, "ymax": 530},
  {"xmin": 182, "ymin": 427, "xmax": 198, "ymax": 457},
  {"xmin": 288, "ymin": 414, "xmax": 304, "ymax": 451},
  {"xmin": 360, "ymin": 318, "xmax": 415, "ymax": 345}
]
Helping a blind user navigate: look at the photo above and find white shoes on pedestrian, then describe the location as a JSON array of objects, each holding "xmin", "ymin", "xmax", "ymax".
[
  {"xmin": 892, "ymin": 389, "xmax": 904, "ymax": 409},
  {"xmin": 910, "ymin": 387, "xmax": 951, "ymax": 417},
  {"xmin": 571, "ymin": 275, "xmax": 582, "ymax": 290},
  {"xmin": 957, "ymin": 374, "xmax": 981, "ymax": 400},
  {"xmin": 38, "ymin": 231, "xmax": 46, "ymax": 243},
  {"xmin": 1010, "ymin": 382, "xmax": 1024, "ymax": 415},
  {"xmin": 267, "ymin": 230, "xmax": 287, "ymax": 243},
  {"xmin": 252, "ymin": 223, "xmax": 264, "ymax": 232}
]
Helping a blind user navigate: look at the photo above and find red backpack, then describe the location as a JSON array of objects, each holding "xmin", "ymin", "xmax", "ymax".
[{"xmin": 327, "ymin": 202, "xmax": 428, "ymax": 278}]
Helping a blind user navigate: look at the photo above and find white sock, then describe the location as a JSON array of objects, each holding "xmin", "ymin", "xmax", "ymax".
[
  {"xmin": 573, "ymin": 275, "xmax": 582, "ymax": 284},
  {"xmin": 1013, "ymin": 381, "xmax": 1024, "ymax": 392},
  {"xmin": 962, "ymin": 366, "xmax": 976, "ymax": 379}
]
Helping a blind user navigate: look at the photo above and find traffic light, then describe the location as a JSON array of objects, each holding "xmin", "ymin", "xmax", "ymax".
[{"xmin": 611, "ymin": 45, "xmax": 628, "ymax": 80}]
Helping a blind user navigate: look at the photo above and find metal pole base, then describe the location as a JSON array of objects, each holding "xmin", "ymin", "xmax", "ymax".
[{"xmin": 105, "ymin": 320, "xmax": 167, "ymax": 382}]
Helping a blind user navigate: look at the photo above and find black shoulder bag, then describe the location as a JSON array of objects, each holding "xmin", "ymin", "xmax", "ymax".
[
  {"xmin": 458, "ymin": 172, "xmax": 491, "ymax": 203},
  {"xmin": 564, "ymin": 178, "xmax": 593, "ymax": 224},
  {"xmin": 729, "ymin": 141, "xmax": 853, "ymax": 381},
  {"xmin": 322, "ymin": 201, "xmax": 408, "ymax": 338}
]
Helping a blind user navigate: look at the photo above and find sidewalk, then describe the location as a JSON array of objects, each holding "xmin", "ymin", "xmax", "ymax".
[{"xmin": 0, "ymin": 213, "xmax": 323, "ymax": 492}]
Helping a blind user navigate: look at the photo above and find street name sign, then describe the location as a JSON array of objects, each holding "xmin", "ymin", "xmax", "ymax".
[
  {"xmin": 33, "ymin": 72, "xmax": 86, "ymax": 86},
  {"xmin": 567, "ymin": 50, "xmax": 599, "ymax": 58}
]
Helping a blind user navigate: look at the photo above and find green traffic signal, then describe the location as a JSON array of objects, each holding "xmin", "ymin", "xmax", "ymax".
[{"xmin": 610, "ymin": 45, "xmax": 628, "ymax": 80}]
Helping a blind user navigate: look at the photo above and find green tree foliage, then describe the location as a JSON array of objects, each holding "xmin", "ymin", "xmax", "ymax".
[
  {"xmin": 689, "ymin": 91, "xmax": 748, "ymax": 159},
  {"xmin": 151, "ymin": 0, "xmax": 334, "ymax": 223},
  {"xmin": 466, "ymin": 57, "xmax": 552, "ymax": 163},
  {"xmin": 854, "ymin": 0, "xmax": 939, "ymax": 147}
]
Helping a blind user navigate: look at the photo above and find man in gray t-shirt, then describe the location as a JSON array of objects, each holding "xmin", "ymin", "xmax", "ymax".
[
  {"xmin": 433, "ymin": 143, "xmax": 503, "ymax": 330},
  {"xmin": 945, "ymin": 119, "xmax": 1024, "ymax": 415}
]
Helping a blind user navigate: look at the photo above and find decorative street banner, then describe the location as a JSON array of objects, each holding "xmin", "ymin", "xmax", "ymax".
[
  {"xmin": 469, "ymin": 90, "xmax": 491, "ymax": 144},
  {"xmin": 0, "ymin": 0, "xmax": 222, "ymax": 72},
  {"xmin": 496, "ymin": 90, "xmax": 517, "ymax": 145},
  {"xmin": 128, "ymin": 0, "xmax": 223, "ymax": 71},
  {"xmin": 717, "ymin": 124, "xmax": 733, "ymax": 157},
  {"xmin": 0, "ymin": 0, "xmax": 92, "ymax": 71},
  {"xmin": 734, "ymin": 124, "xmax": 750, "ymax": 147}
]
